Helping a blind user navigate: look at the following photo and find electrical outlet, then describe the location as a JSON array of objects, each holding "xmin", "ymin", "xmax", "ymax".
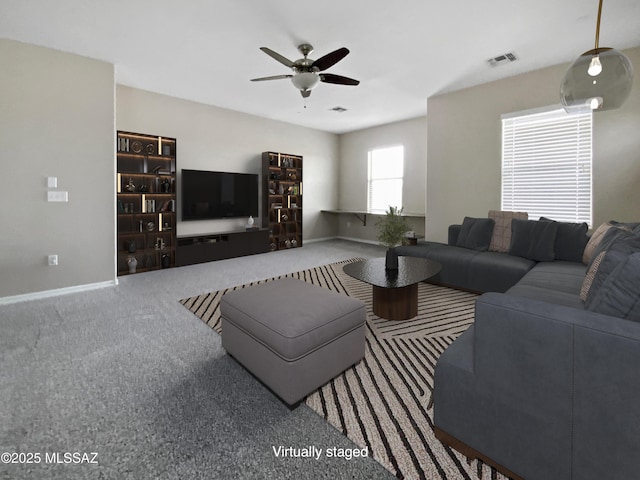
[{"xmin": 48, "ymin": 255, "xmax": 58, "ymax": 266}]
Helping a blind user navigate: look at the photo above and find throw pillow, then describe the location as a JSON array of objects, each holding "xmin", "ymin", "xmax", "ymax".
[
  {"xmin": 580, "ymin": 251, "xmax": 605, "ymax": 301},
  {"xmin": 456, "ymin": 217, "xmax": 495, "ymax": 251},
  {"xmin": 508, "ymin": 219, "xmax": 558, "ymax": 262},
  {"xmin": 540, "ymin": 217, "xmax": 589, "ymax": 262},
  {"xmin": 582, "ymin": 222, "xmax": 615, "ymax": 264},
  {"xmin": 610, "ymin": 220, "xmax": 640, "ymax": 230},
  {"xmin": 587, "ymin": 252, "xmax": 640, "ymax": 321},
  {"xmin": 488, "ymin": 210, "xmax": 528, "ymax": 253},
  {"xmin": 586, "ymin": 225, "xmax": 633, "ymax": 270},
  {"xmin": 585, "ymin": 232, "xmax": 640, "ymax": 309}
]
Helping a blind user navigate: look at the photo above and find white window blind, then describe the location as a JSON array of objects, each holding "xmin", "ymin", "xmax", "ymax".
[
  {"xmin": 367, "ymin": 145, "xmax": 404, "ymax": 213},
  {"xmin": 501, "ymin": 106, "xmax": 592, "ymax": 226}
]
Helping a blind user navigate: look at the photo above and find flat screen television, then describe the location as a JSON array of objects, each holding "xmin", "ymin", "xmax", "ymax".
[{"xmin": 181, "ymin": 169, "xmax": 259, "ymax": 221}]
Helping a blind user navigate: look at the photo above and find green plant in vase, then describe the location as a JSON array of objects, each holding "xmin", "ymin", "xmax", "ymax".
[{"xmin": 376, "ymin": 206, "xmax": 410, "ymax": 270}]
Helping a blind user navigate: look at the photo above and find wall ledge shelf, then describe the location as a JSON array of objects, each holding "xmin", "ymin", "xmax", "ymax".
[{"xmin": 321, "ymin": 209, "xmax": 425, "ymax": 226}]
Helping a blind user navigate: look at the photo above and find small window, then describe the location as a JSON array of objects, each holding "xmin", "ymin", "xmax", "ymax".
[
  {"xmin": 501, "ymin": 106, "xmax": 592, "ymax": 226},
  {"xmin": 368, "ymin": 145, "xmax": 404, "ymax": 213}
]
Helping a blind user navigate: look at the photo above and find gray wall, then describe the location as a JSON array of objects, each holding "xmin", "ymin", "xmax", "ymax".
[
  {"xmin": 0, "ymin": 39, "xmax": 115, "ymax": 298},
  {"xmin": 336, "ymin": 116, "xmax": 427, "ymax": 243},
  {"xmin": 426, "ymin": 45, "xmax": 640, "ymax": 243},
  {"xmin": 116, "ymin": 86, "xmax": 339, "ymax": 241}
]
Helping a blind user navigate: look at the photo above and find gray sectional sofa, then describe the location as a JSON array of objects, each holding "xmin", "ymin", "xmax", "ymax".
[{"xmin": 396, "ymin": 213, "xmax": 640, "ymax": 480}]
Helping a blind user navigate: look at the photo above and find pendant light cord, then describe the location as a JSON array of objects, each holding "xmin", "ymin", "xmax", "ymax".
[{"xmin": 595, "ymin": 0, "xmax": 603, "ymax": 49}]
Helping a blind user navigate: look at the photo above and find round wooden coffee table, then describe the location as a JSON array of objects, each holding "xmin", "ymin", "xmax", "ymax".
[{"xmin": 343, "ymin": 257, "xmax": 442, "ymax": 320}]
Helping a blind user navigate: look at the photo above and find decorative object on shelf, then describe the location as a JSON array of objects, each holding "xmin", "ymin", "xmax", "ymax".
[
  {"xmin": 125, "ymin": 178, "xmax": 136, "ymax": 192},
  {"xmin": 145, "ymin": 256, "xmax": 153, "ymax": 268},
  {"xmin": 270, "ymin": 242, "xmax": 277, "ymax": 251},
  {"xmin": 285, "ymin": 239, "xmax": 291, "ymax": 248},
  {"xmin": 279, "ymin": 183, "xmax": 285, "ymax": 195},
  {"xmin": 146, "ymin": 221, "xmax": 155, "ymax": 232},
  {"xmin": 138, "ymin": 184, "xmax": 149, "ymax": 193},
  {"xmin": 288, "ymin": 172, "xmax": 297, "ymax": 180},
  {"xmin": 560, "ymin": 0, "xmax": 633, "ymax": 112},
  {"xmin": 248, "ymin": 215, "xmax": 255, "ymax": 226},
  {"xmin": 161, "ymin": 254, "xmax": 170, "ymax": 268},
  {"xmin": 291, "ymin": 238, "xmax": 298, "ymax": 247},
  {"xmin": 160, "ymin": 178, "xmax": 171, "ymax": 193},
  {"xmin": 127, "ymin": 256, "xmax": 137, "ymax": 274},
  {"xmin": 131, "ymin": 141, "xmax": 143, "ymax": 153},
  {"xmin": 145, "ymin": 143, "xmax": 155, "ymax": 154},
  {"xmin": 376, "ymin": 206, "xmax": 410, "ymax": 270},
  {"xmin": 127, "ymin": 240, "xmax": 136, "ymax": 253}
]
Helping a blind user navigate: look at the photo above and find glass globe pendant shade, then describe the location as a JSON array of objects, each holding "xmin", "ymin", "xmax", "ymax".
[
  {"xmin": 291, "ymin": 72, "xmax": 320, "ymax": 92},
  {"xmin": 561, "ymin": 47, "xmax": 634, "ymax": 112}
]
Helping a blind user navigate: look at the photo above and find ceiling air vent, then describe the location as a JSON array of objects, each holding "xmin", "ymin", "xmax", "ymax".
[
  {"xmin": 330, "ymin": 106, "xmax": 347, "ymax": 112},
  {"xmin": 487, "ymin": 52, "xmax": 517, "ymax": 67}
]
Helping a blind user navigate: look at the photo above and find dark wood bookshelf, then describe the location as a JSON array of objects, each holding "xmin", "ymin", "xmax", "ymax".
[
  {"xmin": 262, "ymin": 151, "xmax": 302, "ymax": 251},
  {"xmin": 116, "ymin": 131, "xmax": 176, "ymax": 276}
]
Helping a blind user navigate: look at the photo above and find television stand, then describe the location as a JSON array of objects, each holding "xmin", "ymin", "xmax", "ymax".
[{"xmin": 176, "ymin": 229, "xmax": 269, "ymax": 266}]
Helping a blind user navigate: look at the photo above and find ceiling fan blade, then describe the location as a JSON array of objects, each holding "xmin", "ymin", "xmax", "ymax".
[
  {"xmin": 320, "ymin": 73, "xmax": 360, "ymax": 86},
  {"xmin": 312, "ymin": 47, "xmax": 350, "ymax": 71},
  {"xmin": 300, "ymin": 90, "xmax": 311, "ymax": 98},
  {"xmin": 250, "ymin": 75, "xmax": 292, "ymax": 82},
  {"xmin": 260, "ymin": 47, "xmax": 294, "ymax": 68}
]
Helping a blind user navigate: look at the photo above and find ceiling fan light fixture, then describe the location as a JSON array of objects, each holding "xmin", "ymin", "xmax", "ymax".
[
  {"xmin": 291, "ymin": 72, "xmax": 320, "ymax": 92},
  {"xmin": 560, "ymin": 0, "xmax": 633, "ymax": 112}
]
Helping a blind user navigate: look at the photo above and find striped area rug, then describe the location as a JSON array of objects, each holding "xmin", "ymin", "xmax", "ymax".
[{"xmin": 179, "ymin": 258, "xmax": 510, "ymax": 480}]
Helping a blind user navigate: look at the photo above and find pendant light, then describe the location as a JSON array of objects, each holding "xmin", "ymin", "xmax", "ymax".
[{"xmin": 560, "ymin": 0, "xmax": 633, "ymax": 112}]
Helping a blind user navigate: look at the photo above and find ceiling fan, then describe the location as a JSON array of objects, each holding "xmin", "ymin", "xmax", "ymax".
[{"xmin": 251, "ymin": 43, "xmax": 360, "ymax": 98}]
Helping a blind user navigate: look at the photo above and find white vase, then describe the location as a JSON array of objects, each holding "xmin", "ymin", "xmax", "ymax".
[{"xmin": 127, "ymin": 256, "xmax": 138, "ymax": 274}]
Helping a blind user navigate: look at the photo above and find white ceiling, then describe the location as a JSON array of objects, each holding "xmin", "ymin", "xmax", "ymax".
[{"xmin": 1, "ymin": 0, "xmax": 639, "ymax": 133}]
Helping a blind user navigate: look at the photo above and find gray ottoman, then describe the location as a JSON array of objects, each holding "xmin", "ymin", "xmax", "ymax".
[{"xmin": 220, "ymin": 278, "xmax": 366, "ymax": 406}]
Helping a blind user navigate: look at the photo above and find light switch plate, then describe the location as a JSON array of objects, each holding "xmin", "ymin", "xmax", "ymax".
[{"xmin": 47, "ymin": 177, "xmax": 58, "ymax": 188}]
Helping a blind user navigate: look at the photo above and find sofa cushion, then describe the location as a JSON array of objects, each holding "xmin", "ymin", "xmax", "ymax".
[
  {"xmin": 507, "ymin": 261, "xmax": 586, "ymax": 309},
  {"xmin": 587, "ymin": 252, "xmax": 640, "ymax": 321},
  {"xmin": 540, "ymin": 217, "xmax": 589, "ymax": 262},
  {"xmin": 467, "ymin": 252, "xmax": 535, "ymax": 293},
  {"xmin": 456, "ymin": 217, "xmax": 495, "ymax": 251},
  {"xmin": 519, "ymin": 261, "xmax": 586, "ymax": 294},
  {"xmin": 585, "ymin": 232, "xmax": 640, "ymax": 309},
  {"xmin": 488, "ymin": 210, "xmax": 528, "ymax": 253},
  {"xmin": 509, "ymin": 219, "xmax": 558, "ymax": 262}
]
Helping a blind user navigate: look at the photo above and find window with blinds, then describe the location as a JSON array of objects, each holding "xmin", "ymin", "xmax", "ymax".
[
  {"xmin": 501, "ymin": 106, "xmax": 592, "ymax": 226},
  {"xmin": 367, "ymin": 145, "xmax": 404, "ymax": 213}
]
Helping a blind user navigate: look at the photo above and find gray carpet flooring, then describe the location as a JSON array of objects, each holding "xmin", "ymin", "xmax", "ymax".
[{"xmin": 0, "ymin": 239, "xmax": 395, "ymax": 480}]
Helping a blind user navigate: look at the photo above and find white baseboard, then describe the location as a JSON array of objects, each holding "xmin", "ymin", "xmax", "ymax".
[
  {"xmin": 335, "ymin": 236, "xmax": 380, "ymax": 246},
  {"xmin": 304, "ymin": 236, "xmax": 381, "ymax": 246},
  {"xmin": 0, "ymin": 280, "xmax": 118, "ymax": 306},
  {"xmin": 303, "ymin": 236, "xmax": 338, "ymax": 244}
]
